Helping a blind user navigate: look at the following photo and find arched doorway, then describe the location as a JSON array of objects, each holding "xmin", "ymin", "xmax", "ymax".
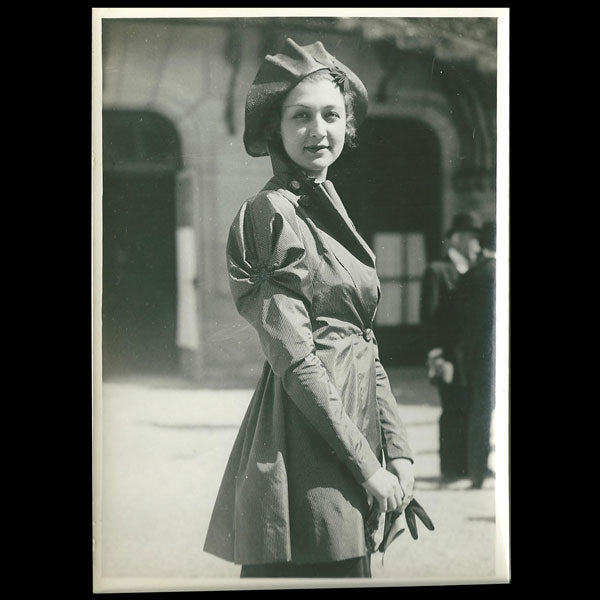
[
  {"xmin": 102, "ymin": 109, "xmax": 182, "ymax": 377},
  {"xmin": 330, "ymin": 117, "xmax": 442, "ymax": 365}
]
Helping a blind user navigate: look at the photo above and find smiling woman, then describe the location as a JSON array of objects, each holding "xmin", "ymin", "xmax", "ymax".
[
  {"xmin": 263, "ymin": 69, "xmax": 359, "ymax": 178},
  {"xmin": 279, "ymin": 75, "xmax": 347, "ymax": 180},
  {"xmin": 203, "ymin": 38, "xmax": 431, "ymax": 579}
]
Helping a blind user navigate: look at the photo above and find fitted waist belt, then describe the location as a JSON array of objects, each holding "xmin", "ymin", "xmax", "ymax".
[{"xmin": 312, "ymin": 322, "xmax": 376, "ymax": 343}]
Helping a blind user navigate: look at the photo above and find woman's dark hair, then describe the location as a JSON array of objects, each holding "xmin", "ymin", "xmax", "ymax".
[{"xmin": 264, "ymin": 69, "xmax": 359, "ymax": 155}]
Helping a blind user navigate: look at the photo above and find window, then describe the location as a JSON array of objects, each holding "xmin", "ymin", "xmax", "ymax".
[{"xmin": 374, "ymin": 232, "xmax": 426, "ymax": 326}]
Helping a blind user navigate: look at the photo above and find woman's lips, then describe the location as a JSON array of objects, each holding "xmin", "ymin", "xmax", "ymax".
[{"xmin": 305, "ymin": 145, "xmax": 330, "ymax": 154}]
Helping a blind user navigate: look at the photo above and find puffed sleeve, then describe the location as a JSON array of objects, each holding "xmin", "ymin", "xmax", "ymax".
[
  {"xmin": 227, "ymin": 192, "xmax": 382, "ymax": 484},
  {"xmin": 373, "ymin": 355, "xmax": 414, "ymax": 463}
]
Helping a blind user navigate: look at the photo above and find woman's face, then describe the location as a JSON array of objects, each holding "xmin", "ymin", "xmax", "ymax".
[{"xmin": 280, "ymin": 77, "xmax": 346, "ymax": 180}]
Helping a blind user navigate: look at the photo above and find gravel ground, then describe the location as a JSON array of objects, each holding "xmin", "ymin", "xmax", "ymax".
[{"xmin": 94, "ymin": 371, "xmax": 509, "ymax": 591}]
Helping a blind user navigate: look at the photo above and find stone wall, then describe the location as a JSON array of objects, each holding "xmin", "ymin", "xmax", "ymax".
[{"xmin": 101, "ymin": 18, "xmax": 497, "ymax": 380}]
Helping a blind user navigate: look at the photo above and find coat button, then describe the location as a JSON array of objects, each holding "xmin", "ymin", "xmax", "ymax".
[
  {"xmin": 290, "ymin": 180, "xmax": 301, "ymax": 191},
  {"xmin": 362, "ymin": 328, "xmax": 373, "ymax": 341}
]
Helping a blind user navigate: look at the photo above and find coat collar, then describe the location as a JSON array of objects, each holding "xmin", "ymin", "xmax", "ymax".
[{"xmin": 266, "ymin": 151, "xmax": 376, "ymax": 267}]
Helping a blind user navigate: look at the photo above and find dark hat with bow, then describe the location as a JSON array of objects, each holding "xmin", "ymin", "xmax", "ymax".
[
  {"xmin": 446, "ymin": 210, "xmax": 483, "ymax": 237},
  {"xmin": 243, "ymin": 38, "xmax": 369, "ymax": 157}
]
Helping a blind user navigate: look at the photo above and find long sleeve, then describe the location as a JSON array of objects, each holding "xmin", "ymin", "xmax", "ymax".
[
  {"xmin": 227, "ymin": 191, "xmax": 382, "ymax": 484},
  {"xmin": 373, "ymin": 353, "xmax": 414, "ymax": 463},
  {"xmin": 453, "ymin": 258, "xmax": 496, "ymax": 372},
  {"xmin": 420, "ymin": 262, "xmax": 462, "ymax": 358}
]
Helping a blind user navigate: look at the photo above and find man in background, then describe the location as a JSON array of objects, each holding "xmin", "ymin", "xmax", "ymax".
[
  {"xmin": 420, "ymin": 211, "xmax": 482, "ymax": 484},
  {"xmin": 455, "ymin": 220, "xmax": 496, "ymax": 489}
]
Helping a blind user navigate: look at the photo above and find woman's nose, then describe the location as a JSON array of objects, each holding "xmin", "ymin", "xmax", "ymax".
[{"xmin": 308, "ymin": 116, "xmax": 327, "ymax": 138}]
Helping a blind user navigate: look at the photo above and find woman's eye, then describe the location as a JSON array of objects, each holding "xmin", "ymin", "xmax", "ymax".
[
  {"xmin": 293, "ymin": 112, "xmax": 310, "ymax": 120},
  {"xmin": 325, "ymin": 112, "xmax": 341, "ymax": 121}
]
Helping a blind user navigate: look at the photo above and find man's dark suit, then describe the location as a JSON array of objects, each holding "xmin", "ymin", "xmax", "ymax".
[
  {"xmin": 421, "ymin": 257, "xmax": 469, "ymax": 479},
  {"xmin": 455, "ymin": 255, "xmax": 496, "ymax": 486}
]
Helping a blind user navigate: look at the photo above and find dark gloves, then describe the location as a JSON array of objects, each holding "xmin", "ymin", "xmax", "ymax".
[
  {"xmin": 380, "ymin": 498, "xmax": 435, "ymax": 553},
  {"xmin": 404, "ymin": 498, "xmax": 435, "ymax": 540}
]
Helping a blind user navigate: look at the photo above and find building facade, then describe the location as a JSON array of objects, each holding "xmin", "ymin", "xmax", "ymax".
[{"xmin": 100, "ymin": 17, "xmax": 497, "ymax": 382}]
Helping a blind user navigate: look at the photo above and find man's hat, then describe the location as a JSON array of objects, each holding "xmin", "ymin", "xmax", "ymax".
[
  {"xmin": 446, "ymin": 211, "xmax": 483, "ymax": 237},
  {"xmin": 243, "ymin": 38, "xmax": 369, "ymax": 157}
]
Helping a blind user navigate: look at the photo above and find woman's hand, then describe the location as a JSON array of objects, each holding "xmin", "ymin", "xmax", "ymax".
[
  {"xmin": 386, "ymin": 458, "xmax": 415, "ymax": 514},
  {"xmin": 361, "ymin": 467, "xmax": 404, "ymax": 513}
]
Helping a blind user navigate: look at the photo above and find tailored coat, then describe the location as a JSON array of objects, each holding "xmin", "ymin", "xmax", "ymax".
[
  {"xmin": 454, "ymin": 256, "xmax": 495, "ymax": 382},
  {"xmin": 421, "ymin": 257, "xmax": 463, "ymax": 373},
  {"xmin": 420, "ymin": 257, "xmax": 469, "ymax": 478},
  {"xmin": 454, "ymin": 255, "xmax": 496, "ymax": 484},
  {"xmin": 203, "ymin": 152, "xmax": 414, "ymax": 566}
]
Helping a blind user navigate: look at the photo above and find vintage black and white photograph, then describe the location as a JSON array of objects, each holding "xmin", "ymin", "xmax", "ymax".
[{"xmin": 92, "ymin": 7, "xmax": 509, "ymax": 591}]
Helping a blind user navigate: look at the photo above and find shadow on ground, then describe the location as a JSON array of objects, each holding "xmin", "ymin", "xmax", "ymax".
[{"xmin": 103, "ymin": 366, "xmax": 441, "ymax": 406}]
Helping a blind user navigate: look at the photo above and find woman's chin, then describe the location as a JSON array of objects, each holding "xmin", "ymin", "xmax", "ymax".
[{"xmin": 298, "ymin": 156, "xmax": 336, "ymax": 174}]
